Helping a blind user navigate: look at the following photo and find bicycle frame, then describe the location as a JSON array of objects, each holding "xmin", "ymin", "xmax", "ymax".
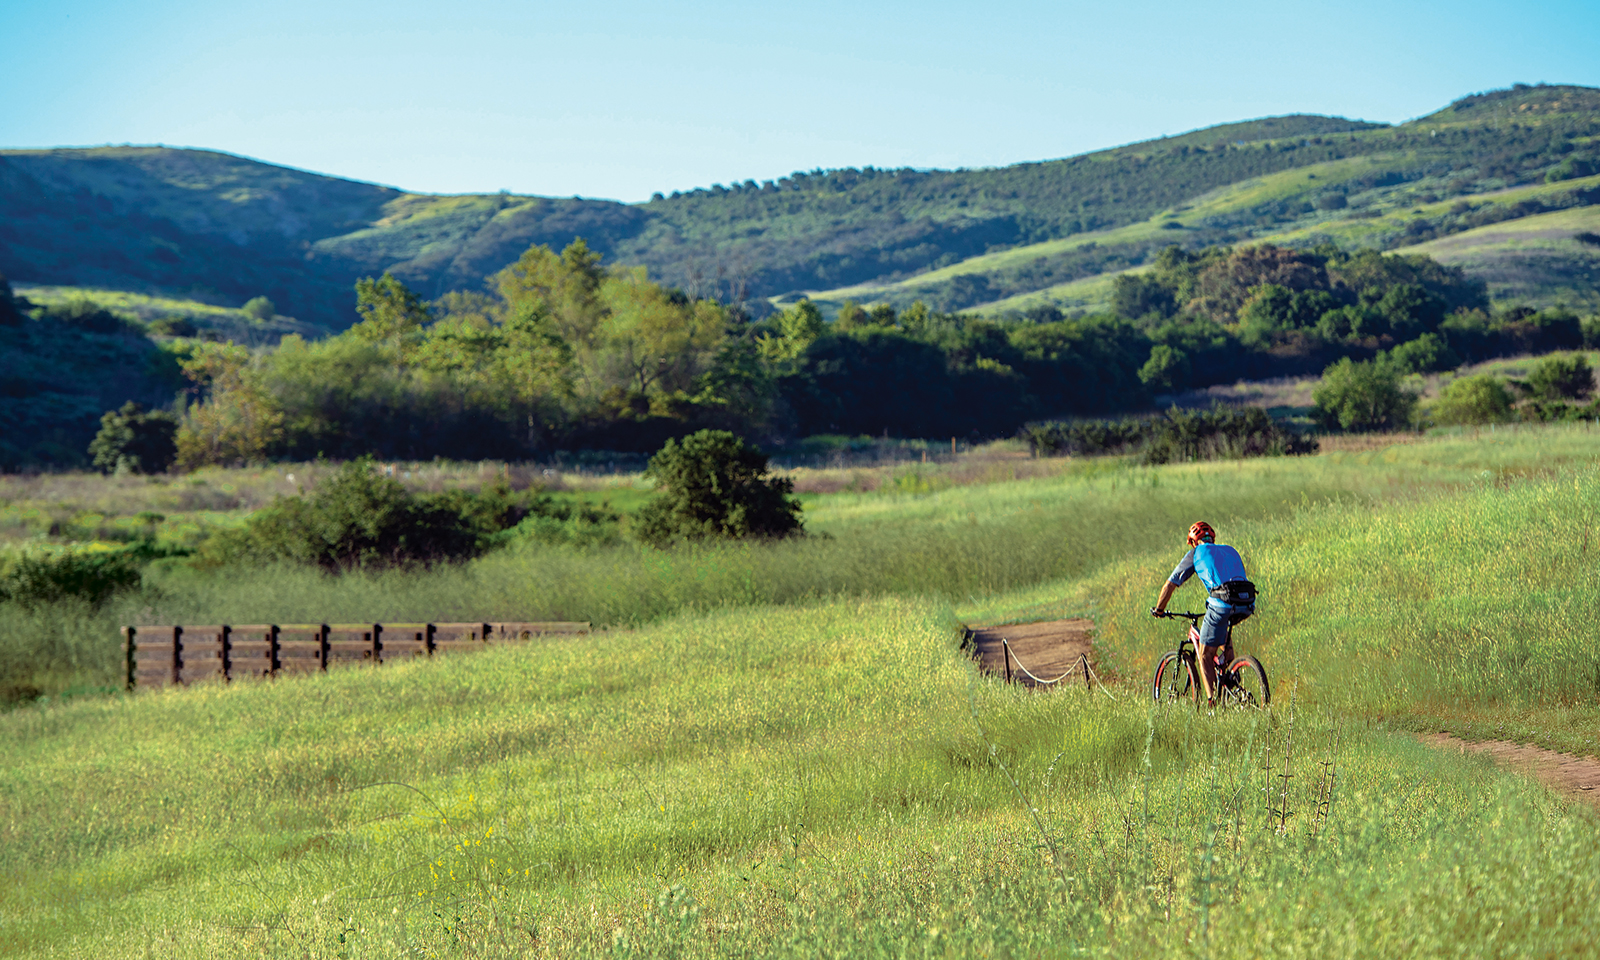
[{"xmin": 1152, "ymin": 610, "xmax": 1270, "ymax": 708}]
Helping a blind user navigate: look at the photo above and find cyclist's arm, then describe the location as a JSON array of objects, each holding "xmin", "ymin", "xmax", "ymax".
[
  {"xmin": 1153, "ymin": 580, "xmax": 1178, "ymax": 614},
  {"xmin": 1154, "ymin": 550, "xmax": 1195, "ymax": 615}
]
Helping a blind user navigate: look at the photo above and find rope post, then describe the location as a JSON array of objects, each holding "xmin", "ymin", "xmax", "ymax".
[
  {"xmin": 1081, "ymin": 654, "xmax": 1091, "ymax": 692},
  {"xmin": 1003, "ymin": 640, "xmax": 1012, "ymax": 684}
]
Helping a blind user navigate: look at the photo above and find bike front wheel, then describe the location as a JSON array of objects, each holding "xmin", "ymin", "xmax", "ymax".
[
  {"xmin": 1153, "ymin": 651, "xmax": 1199, "ymax": 706},
  {"xmin": 1221, "ymin": 656, "xmax": 1270, "ymax": 708}
]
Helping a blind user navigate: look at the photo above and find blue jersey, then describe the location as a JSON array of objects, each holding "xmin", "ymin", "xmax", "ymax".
[{"xmin": 1169, "ymin": 543, "xmax": 1250, "ymax": 610}]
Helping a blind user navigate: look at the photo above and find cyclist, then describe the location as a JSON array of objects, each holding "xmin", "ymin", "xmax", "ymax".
[{"xmin": 1151, "ymin": 521, "xmax": 1257, "ymax": 705}]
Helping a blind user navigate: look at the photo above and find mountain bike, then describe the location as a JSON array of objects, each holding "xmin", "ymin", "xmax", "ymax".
[{"xmin": 1150, "ymin": 610, "xmax": 1270, "ymax": 708}]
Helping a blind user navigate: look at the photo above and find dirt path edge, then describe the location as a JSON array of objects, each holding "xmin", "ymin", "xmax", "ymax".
[{"xmin": 1422, "ymin": 733, "xmax": 1600, "ymax": 811}]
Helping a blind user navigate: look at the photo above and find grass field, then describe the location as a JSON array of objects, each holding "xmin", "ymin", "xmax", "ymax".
[{"xmin": 4, "ymin": 425, "xmax": 1600, "ymax": 957}]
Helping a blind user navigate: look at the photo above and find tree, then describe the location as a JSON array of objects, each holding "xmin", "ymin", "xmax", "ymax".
[
  {"xmin": 496, "ymin": 239, "xmax": 607, "ymax": 354},
  {"xmin": 492, "ymin": 301, "xmax": 574, "ymax": 447},
  {"xmin": 174, "ymin": 341, "xmax": 284, "ymax": 468},
  {"xmin": 834, "ymin": 300, "xmax": 869, "ymax": 330},
  {"xmin": 1111, "ymin": 273, "xmax": 1175, "ymax": 321},
  {"xmin": 352, "ymin": 273, "xmax": 432, "ymax": 370},
  {"xmin": 88, "ymin": 402, "xmax": 178, "ymax": 474},
  {"xmin": 1430, "ymin": 374, "xmax": 1513, "ymax": 425},
  {"xmin": 600, "ymin": 268, "xmax": 726, "ymax": 397},
  {"xmin": 242, "ymin": 296, "xmax": 276, "ymax": 322},
  {"xmin": 757, "ymin": 299, "xmax": 825, "ymax": 363},
  {"xmin": 1138, "ymin": 344, "xmax": 1190, "ymax": 391},
  {"xmin": 1312, "ymin": 358, "xmax": 1417, "ymax": 431},
  {"xmin": 633, "ymin": 430, "xmax": 803, "ymax": 548}
]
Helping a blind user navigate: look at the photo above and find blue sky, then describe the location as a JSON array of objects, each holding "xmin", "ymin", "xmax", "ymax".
[{"xmin": 5, "ymin": 0, "xmax": 1598, "ymax": 202}]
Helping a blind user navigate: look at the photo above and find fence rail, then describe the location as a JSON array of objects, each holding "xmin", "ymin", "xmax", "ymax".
[{"xmin": 120, "ymin": 621, "xmax": 590, "ymax": 691}]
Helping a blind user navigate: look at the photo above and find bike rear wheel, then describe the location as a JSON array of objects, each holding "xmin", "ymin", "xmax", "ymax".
[
  {"xmin": 1152, "ymin": 651, "xmax": 1199, "ymax": 706},
  {"xmin": 1221, "ymin": 656, "xmax": 1270, "ymax": 708}
]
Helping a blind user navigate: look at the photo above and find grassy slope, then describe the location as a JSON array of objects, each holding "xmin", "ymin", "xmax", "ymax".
[
  {"xmin": 806, "ymin": 167, "xmax": 1600, "ymax": 316},
  {"xmin": 798, "ymin": 154, "xmax": 1409, "ymax": 313},
  {"xmin": 15, "ymin": 285, "xmax": 328, "ymax": 342},
  {"xmin": 5, "ymin": 427, "xmax": 1600, "ymax": 957},
  {"xmin": 1392, "ymin": 205, "xmax": 1600, "ymax": 309}
]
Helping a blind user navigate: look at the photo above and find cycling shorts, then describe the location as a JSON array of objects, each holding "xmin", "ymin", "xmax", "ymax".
[{"xmin": 1198, "ymin": 603, "xmax": 1254, "ymax": 648}]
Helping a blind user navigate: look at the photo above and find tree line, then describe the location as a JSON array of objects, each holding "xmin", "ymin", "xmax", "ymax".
[{"xmin": 6, "ymin": 236, "xmax": 1594, "ymax": 474}]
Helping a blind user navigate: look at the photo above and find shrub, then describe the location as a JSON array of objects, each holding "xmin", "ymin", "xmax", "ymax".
[
  {"xmin": 1527, "ymin": 354, "xmax": 1594, "ymax": 400},
  {"xmin": 88, "ymin": 402, "xmax": 179, "ymax": 474},
  {"xmin": 242, "ymin": 296, "xmax": 276, "ymax": 322},
  {"xmin": 0, "ymin": 550, "xmax": 142, "ymax": 609},
  {"xmin": 1431, "ymin": 374, "xmax": 1514, "ymax": 426},
  {"xmin": 1384, "ymin": 333, "xmax": 1458, "ymax": 374},
  {"xmin": 210, "ymin": 459, "xmax": 542, "ymax": 571},
  {"xmin": 1312, "ymin": 358, "xmax": 1418, "ymax": 431},
  {"xmin": 0, "ymin": 273, "xmax": 23, "ymax": 327},
  {"xmin": 633, "ymin": 430, "xmax": 803, "ymax": 548}
]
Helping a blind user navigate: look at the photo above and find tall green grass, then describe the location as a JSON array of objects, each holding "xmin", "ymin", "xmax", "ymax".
[
  {"xmin": 8, "ymin": 424, "xmax": 1598, "ymax": 703},
  {"xmin": 1037, "ymin": 455, "xmax": 1600, "ymax": 753},
  {"xmin": 4, "ymin": 588, "xmax": 1596, "ymax": 957}
]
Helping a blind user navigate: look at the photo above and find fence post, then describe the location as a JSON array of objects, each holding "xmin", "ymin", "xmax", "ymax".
[
  {"xmin": 122, "ymin": 626, "xmax": 134, "ymax": 691},
  {"xmin": 1003, "ymin": 640, "xmax": 1012, "ymax": 684},
  {"xmin": 1082, "ymin": 654, "xmax": 1091, "ymax": 692}
]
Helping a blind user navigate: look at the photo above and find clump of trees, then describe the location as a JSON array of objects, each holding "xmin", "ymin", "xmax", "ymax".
[
  {"xmin": 1312, "ymin": 348, "xmax": 1599, "ymax": 432},
  {"xmin": 19, "ymin": 236, "xmax": 1597, "ymax": 472},
  {"xmin": 171, "ymin": 240, "xmax": 739, "ymax": 467},
  {"xmin": 158, "ymin": 239, "xmax": 1600, "ymax": 463}
]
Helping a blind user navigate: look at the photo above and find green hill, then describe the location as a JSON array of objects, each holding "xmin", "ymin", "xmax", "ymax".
[{"xmin": 6, "ymin": 84, "xmax": 1597, "ymax": 327}]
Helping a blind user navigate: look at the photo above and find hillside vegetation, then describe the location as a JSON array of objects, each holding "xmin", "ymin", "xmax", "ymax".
[
  {"xmin": 4, "ymin": 426, "xmax": 1599, "ymax": 957},
  {"xmin": 4, "ymin": 85, "xmax": 1600, "ymax": 327},
  {"xmin": 9, "ymin": 227, "xmax": 1599, "ymax": 469}
]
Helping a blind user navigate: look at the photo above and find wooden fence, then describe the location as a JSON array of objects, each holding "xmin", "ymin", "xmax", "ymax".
[{"xmin": 120, "ymin": 621, "xmax": 590, "ymax": 691}]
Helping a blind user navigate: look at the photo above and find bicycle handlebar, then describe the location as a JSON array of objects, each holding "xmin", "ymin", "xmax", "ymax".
[{"xmin": 1151, "ymin": 609, "xmax": 1203, "ymax": 623}]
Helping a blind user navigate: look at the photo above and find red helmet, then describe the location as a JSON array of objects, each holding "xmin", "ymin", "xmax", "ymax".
[{"xmin": 1187, "ymin": 521, "xmax": 1215, "ymax": 546}]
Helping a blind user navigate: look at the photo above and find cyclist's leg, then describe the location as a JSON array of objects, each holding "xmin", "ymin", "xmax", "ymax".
[
  {"xmin": 1197, "ymin": 605, "xmax": 1229, "ymax": 702},
  {"xmin": 1222, "ymin": 604, "xmax": 1253, "ymax": 668}
]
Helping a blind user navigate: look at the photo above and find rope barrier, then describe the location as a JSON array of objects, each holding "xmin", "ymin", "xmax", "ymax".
[
  {"xmin": 1084, "ymin": 656, "xmax": 1120, "ymax": 701},
  {"xmin": 999, "ymin": 638, "xmax": 1120, "ymax": 701}
]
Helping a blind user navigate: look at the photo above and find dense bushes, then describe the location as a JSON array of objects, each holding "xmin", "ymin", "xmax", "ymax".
[
  {"xmin": 1527, "ymin": 353, "xmax": 1595, "ymax": 400},
  {"xmin": 0, "ymin": 550, "xmax": 143, "ymax": 609},
  {"xmin": 88, "ymin": 402, "xmax": 178, "ymax": 474},
  {"xmin": 1430, "ymin": 375, "xmax": 1515, "ymax": 426},
  {"xmin": 1021, "ymin": 405, "xmax": 1316, "ymax": 462},
  {"xmin": 1312, "ymin": 358, "xmax": 1418, "ymax": 431},
  {"xmin": 206, "ymin": 460, "xmax": 610, "ymax": 571}
]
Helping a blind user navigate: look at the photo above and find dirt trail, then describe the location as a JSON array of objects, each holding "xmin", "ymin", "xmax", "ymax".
[
  {"xmin": 968, "ymin": 619, "xmax": 1096, "ymax": 688},
  {"xmin": 1423, "ymin": 734, "xmax": 1600, "ymax": 812}
]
